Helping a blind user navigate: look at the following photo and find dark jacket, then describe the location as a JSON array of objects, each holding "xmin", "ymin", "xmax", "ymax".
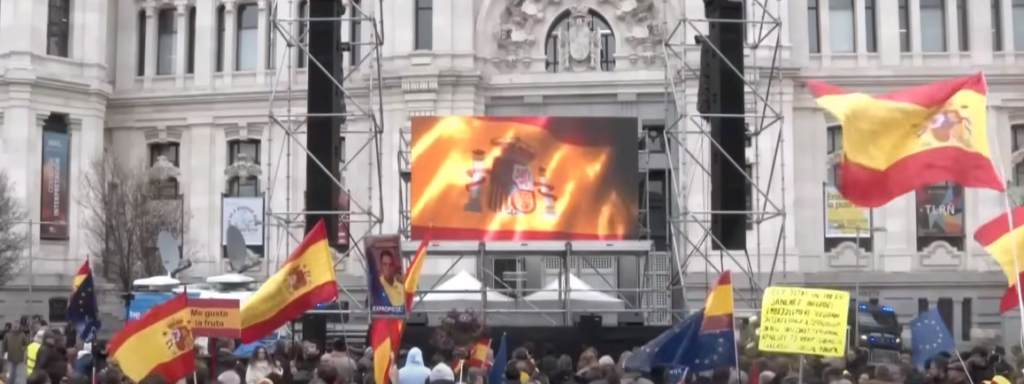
[
  {"xmin": 3, "ymin": 330, "xmax": 30, "ymax": 363},
  {"xmin": 37, "ymin": 344, "xmax": 68, "ymax": 384}
]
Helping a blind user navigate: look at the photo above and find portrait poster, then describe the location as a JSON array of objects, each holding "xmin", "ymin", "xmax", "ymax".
[
  {"xmin": 40, "ymin": 130, "xmax": 70, "ymax": 240},
  {"xmin": 336, "ymin": 190, "xmax": 350, "ymax": 252},
  {"xmin": 823, "ymin": 185, "xmax": 871, "ymax": 238},
  {"xmin": 222, "ymin": 197, "xmax": 265, "ymax": 246},
  {"xmin": 365, "ymin": 234, "xmax": 405, "ymax": 318},
  {"xmin": 915, "ymin": 184, "xmax": 964, "ymax": 236},
  {"xmin": 410, "ymin": 116, "xmax": 640, "ymax": 241}
]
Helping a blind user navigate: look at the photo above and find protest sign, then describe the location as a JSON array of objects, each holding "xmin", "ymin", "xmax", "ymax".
[{"xmin": 758, "ymin": 287, "xmax": 850, "ymax": 357}]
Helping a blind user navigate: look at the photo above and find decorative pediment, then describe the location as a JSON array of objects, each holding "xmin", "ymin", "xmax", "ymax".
[
  {"xmin": 148, "ymin": 155, "xmax": 181, "ymax": 181},
  {"xmin": 916, "ymin": 240, "xmax": 963, "ymax": 269},
  {"xmin": 224, "ymin": 152, "xmax": 263, "ymax": 180},
  {"xmin": 143, "ymin": 126, "xmax": 184, "ymax": 144},
  {"xmin": 599, "ymin": 0, "xmax": 662, "ymax": 65},
  {"xmin": 825, "ymin": 241, "xmax": 870, "ymax": 268}
]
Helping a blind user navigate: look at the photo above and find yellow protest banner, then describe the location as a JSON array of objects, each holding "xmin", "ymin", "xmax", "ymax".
[
  {"xmin": 824, "ymin": 185, "xmax": 871, "ymax": 238},
  {"xmin": 758, "ymin": 286, "xmax": 850, "ymax": 357}
]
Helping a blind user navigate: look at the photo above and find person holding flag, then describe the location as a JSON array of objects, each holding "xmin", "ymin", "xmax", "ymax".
[
  {"xmin": 68, "ymin": 260, "xmax": 101, "ymax": 343},
  {"xmin": 371, "ymin": 233, "xmax": 430, "ymax": 384}
]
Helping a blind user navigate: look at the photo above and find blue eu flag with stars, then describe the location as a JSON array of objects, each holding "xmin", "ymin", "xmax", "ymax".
[
  {"xmin": 68, "ymin": 261, "xmax": 101, "ymax": 341},
  {"xmin": 910, "ymin": 309, "xmax": 954, "ymax": 367}
]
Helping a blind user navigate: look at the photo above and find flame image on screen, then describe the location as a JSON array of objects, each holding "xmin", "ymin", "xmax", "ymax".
[{"xmin": 410, "ymin": 116, "xmax": 635, "ymax": 240}]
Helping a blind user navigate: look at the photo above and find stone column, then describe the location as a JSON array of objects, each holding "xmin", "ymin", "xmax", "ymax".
[
  {"xmin": 193, "ymin": 0, "xmax": 215, "ymax": 87},
  {"xmin": 908, "ymin": 0, "xmax": 922, "ymax": 66},
  {"xmin": 144, "ymin": 2, "xmax": 158, "ymax": 88},
  {"xmin": 175, "ymin": 2, "xmax": 189, "ymax": 87},
  {"xmin": 223, "ymin": 0, "xmax": 238, "ymax": 85},
  {"xmin": 877, "ymin": 0, "xmax": 900, "ymax": 66},
  {"xmin": 256, "ymin": 0, "xmax": 267, "ymax": 83}
]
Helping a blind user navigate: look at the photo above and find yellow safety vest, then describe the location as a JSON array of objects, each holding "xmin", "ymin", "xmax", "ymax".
[{"xmin": 26, "ymin": 342, "xmax": 40, "ymax": 376}]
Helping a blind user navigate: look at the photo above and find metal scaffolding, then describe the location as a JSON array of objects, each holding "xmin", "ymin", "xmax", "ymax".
[
  {"xmin": 264, "ymin": 0, "xmax": 385, "ymax": 300},
  {"xmin": 661, "ymin": 0, "xmax": 787, "ymax": 309}
]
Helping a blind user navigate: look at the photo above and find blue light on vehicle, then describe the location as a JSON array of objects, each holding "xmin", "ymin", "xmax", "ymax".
[
  {"xmin": 882, "ymin": 306, "xmax": 894, "ymax": 312},
  {"xmin": 859, "ymin": 304, "xmax": 868, "ymax": 310}
]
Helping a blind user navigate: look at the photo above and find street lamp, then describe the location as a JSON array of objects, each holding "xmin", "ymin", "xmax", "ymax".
[{"xmin": 835, "ymin": 222, "xmax": 887, "ymax": 351}]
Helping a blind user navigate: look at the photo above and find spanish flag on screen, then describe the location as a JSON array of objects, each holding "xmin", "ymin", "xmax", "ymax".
[
  {"xmin": 373, "ymin": 234, "xmax": 430, "ymax": 384},
  {"xmin": 808, "ymin": 73, "xmax": 1002, "ymax": 208},
  {"xmin": 975, "ymin": 206, "xmax": 1024, "ymax": 312},
  {"xmin": 108, "ymin": 293, "xmax": 195, "ymax": 383},
  {"xmin": 701, "ymin": 271, "xmax": 734, "ymax": 332},
  {"xmin": 240, "ymin": 220, "xmax": 338, "ymax": 343}
]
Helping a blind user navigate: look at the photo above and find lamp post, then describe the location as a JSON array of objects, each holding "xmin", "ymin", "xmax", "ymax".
[{"xmin": 836, "ymin": 221, "xmax": 887, "ymax": 349}]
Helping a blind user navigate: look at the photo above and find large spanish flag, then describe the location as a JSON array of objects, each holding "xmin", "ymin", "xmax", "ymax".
[
  {"xmin": 809, "ymin": 73, "xmax": 1002, "ymax": 208},
  {"xmin": 108, "ymin": 293, "xmax": 195, "ymax": 383},
  {"xmin": 701, "ymin": 271, "xmax": 734, "ymax": 332},
  {"xmin": 240, "ymin": 220, "xmax": 338, "ymax": 343},
  {"xmin": 975, "ymin": 206, "xmax": 1024, "ymax": 312},
  {"xmin": 373, "ymin": 235, "xmax": 430, "ymax": 384}
]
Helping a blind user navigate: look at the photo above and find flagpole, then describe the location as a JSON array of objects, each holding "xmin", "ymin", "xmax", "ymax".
[
  {"xmin": 952, "ymin": 350, "xmax": 977, "ymax": 384},
  {"xmin": 985, "ymin": 98, "xmax": 1024, "ymax": 353},
  {"xmin": 731, "ymin": 283, "xmax": 740, "ymax": 377}
]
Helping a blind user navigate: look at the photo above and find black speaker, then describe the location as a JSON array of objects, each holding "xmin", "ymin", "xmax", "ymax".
[
  {"xmin": 301, "ymin": 313, "xmax": 328, "ymax": 351},
  {"xmin": 703, "ymin": 0, "xmax": 747, "ymax": 251},
  {"xmin": 617, "ymin": 311, "xmax": 645, "ymax": 326},
  {"xmin": 305, "ymin": 0, "xmax": 345, "ymax": 241},
  {"xmin": 407, "ymin": 312, "xmax": 429, "ymax": 326},
  {"xmin": 576, "ymin": 314, "xmax": 602, "ymax": 329}
]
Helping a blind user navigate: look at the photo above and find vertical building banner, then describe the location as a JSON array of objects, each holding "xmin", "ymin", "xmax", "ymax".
[
  {"xmin": 364, "ymin": 234, "xmax": 405, "ymax": 318},
  {"xmin": 410, "ymin": 116, "xmax": 640, "ymax": 241},
  {"xmin": 40, "ymin": 130, "xmax": 70, "ymax": 240},
  {"xmin": 336, "ymin": 190, "xmax": 350, "ymax": 252},
  {"xmin": 823, "ymin": 185, "xmax": 871, "ymax": 238},
  {"xmin": 915, "ymin": 184, "xmax": 964, "ymax": 236}
]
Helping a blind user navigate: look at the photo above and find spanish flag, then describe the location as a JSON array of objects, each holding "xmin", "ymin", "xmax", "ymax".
[
  {"xmin": 467, "ymin": 338, "xmax": 492, "ymax": 368},
  {"xmin": 108, "ymin": 293, "xmax": 195, "ymax": 383},
  {"xmin": 701, "ymin": 271, "xmax": 734, "ymax": 332},
  {"xmin": 373, "ymin": 234, "xmax": 430, "ymax": 384},
  {"xmin": 240, "ymin": 220, "xmax": 338, "ymax": 343},
  {"xmin": 809, "ymin": 73, "xmax": 1002, "ymax": 208},
  {"xmin": 68, "ymin": 260, "xmax": 100, "ymax": 341},
  {"xmin": 975, "ymin": 206, "xmax": 1024, "ymax": 312}
]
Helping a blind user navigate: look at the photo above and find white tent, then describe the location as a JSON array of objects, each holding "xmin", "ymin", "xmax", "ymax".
[
  {"xmin": 521, "ymin": 273, "xmax": 625, "ymax": 326},
  {"xmin": 418, "ymin": 270, "xmax": 518, "ymax": 324}
]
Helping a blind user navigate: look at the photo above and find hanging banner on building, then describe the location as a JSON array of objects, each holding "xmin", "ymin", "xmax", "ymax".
[
  {"xmin": 365, "ymin": 234, "xmax": 405, "ymax": 318},
  {"xmin": 915, "ymin": 184, "xmax": 964, "ymax": 236},
  {"xmin": 222, "ymin": 197, "xmax": 265, "ymax": 246},
  {"xmin": 410, "ymin": 116, "xmax": 640, "ymax": 241},
  {"xmin": 823, "ymin": 185, "xmax": 871, "ymax": 238},
  {"xmin": 40, "ymin": 130, "xmax": 70, "ymax": 240},
  {"xmin": 336, "ymin": 190, "xmax": 350, "ymax": 252}
]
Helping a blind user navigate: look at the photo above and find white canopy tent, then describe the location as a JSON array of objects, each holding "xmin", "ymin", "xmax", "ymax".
[
  {"xmin": 418, "ymin": 270, "xmax": 518, "ymax": 324},
  {"xmin": 521, "ymin": 273, "xmax": 625, "ymax": 326}
]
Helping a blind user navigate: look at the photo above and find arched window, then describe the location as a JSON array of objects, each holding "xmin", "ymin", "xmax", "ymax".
[{"xmin": 544, "ymin": 7, "xmax": 616, "ymax": 72}]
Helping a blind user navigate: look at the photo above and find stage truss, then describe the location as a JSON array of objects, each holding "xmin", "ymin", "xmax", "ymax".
[
  {"xmin": 264, "ymin": 0, "xmax": 384, "ymax": 307},
  {"xmin": 661, "ymin": 0, "xmax": 787, "ymax": 310}
]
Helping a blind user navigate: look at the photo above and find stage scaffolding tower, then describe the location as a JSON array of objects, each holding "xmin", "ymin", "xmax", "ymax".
[
  {"xmin": 263, "ymin": 0, "xmax": 385, "ymax": 305},
  {"xmin": 661, "ymin": 0, "xmax": 787, "ymax": 310}
]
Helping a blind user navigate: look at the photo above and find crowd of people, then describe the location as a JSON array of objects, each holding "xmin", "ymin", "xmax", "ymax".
[{"xmin": 0, "ymin": 319, "xmax": 1021, "ymax": 384}]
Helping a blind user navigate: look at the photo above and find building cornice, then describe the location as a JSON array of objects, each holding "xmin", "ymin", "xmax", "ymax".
[{"xmin": 792, "ymin": 68, "xmax": 1024, "ymax": 86}]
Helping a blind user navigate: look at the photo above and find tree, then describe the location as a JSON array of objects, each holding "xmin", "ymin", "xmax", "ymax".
[
  {"xmin": 0, "ymin": 169, "xmax": 29, "ymax": 286},
  {"xmin": 79, "ymin": 154, "xmax": 192, "ymax": 292}
]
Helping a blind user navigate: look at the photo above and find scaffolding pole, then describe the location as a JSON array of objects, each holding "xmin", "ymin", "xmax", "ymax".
[
  {"xmin": 662, "ymin": 0, "xmax": 787, "ymax": 310},
  {"xmin": 265, "ymin": 0, "xmax": 385, "ymax": 299}
]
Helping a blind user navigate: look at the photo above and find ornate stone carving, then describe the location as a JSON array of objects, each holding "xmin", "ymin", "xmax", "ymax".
[
  {"xmin": 600, "ymin": 0, "xmax": 662, "ymax": 64},
  {"xmin": 148, "ymin": 156, "xmax": 181, "ymax": 181},
  {"xmin": 493, "ymin": 0, "xmax": 556, "ymax": 68},
  {"xmin": 556, "ymin": 5, "xmax": 602, "ymax": 71},
  {"xmin": 916, "ymin": 240, "xmax": 963, "ymax": 269},
  {"xmin": 224, "ymin": 152, "xmax": 263, "ymax": 180},
  {"xmin": 825, "ymin": 241, "xmax": 870, "ymax": 268}
]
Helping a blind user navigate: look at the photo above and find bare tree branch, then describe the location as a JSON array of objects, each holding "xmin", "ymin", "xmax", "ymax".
[
  {"xmin": 78, "ymin": 154, "xmax": 193, "ymax": 292},
  {"xmin": 0, "ymin": 169, "xmax": 29, "ymax": 286}
]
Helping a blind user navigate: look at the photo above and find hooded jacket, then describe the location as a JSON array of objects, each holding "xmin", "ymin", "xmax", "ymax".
[
  {"xmin": 429, "ymin": 363, "xmax": 455, "ymax": 384},
  {"xmin": 399, "ymin": 348, "xmax": 432, "ymax": 384}
]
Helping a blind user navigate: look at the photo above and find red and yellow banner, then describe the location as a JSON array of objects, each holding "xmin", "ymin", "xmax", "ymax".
[
  {"xmin": 411, "ymin": 116, "xmax": 639, "ymax": 241},
  {"xmin": 108, "ymin": 293, "xmax": 195, "ymax": 384},
  {"xmin": 808, "ymin": 73, "xmax": 1002, "ymax": 208}
]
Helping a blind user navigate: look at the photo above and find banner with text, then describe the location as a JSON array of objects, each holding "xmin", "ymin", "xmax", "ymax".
[
  {"xmin": 40, "ymin": 130, "xmax": 70, "ymax": 240},
  {"xmin": 915, "ymin": 183, "xmax": 964, "ymax": 236},
  {"xmin": 365, "ymin": 234, "xmax": 405, "ymax": 318},
  {"xmin": 759, "ymin": 286, "xmax": 850, "ymax": 357},
  {"xmin": 222, "ymin": 197, "xmax": 265, "ymax": 246},
  {"xmin": 410, "ymin": 116, "xmax": 640, "ymax": 241},
  {"xmin": 189, "ymin": 298, "xmax": 241, "ymax": 338},
  {"xmin": 823, "ymin": 185, "xmax": 871, "ymax": 238}
]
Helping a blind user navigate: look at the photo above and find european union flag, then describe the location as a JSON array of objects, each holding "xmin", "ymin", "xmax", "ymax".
[
  {"xmin": 669, "ymin": 272, "xmax": 737, "ymax": 372},
  {"xmin": 487, "ymin": 333, "xmax": 508, "ymax": 384},
  {"xmin": 910, "ymin": 309, "xmax": 955, "ymax": 367},
  {"xmin": 626, "ymin": 309, "xmax": 703, "ymax": 372},
  {"xmin": 68, "ymin": 260, "xmax": 101, "ymax": 341}
]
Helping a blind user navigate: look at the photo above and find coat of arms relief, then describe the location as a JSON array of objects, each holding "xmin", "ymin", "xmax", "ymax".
[{"xmin": 492, "ymin": 0, "xmax": 663, "ymax": 72}]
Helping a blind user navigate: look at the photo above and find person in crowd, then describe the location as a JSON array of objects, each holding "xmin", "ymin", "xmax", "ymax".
[
  {"xmin": 466, "ymin": 367, "xmax": 485, "ymax": 384},
  {"xmin": 429, "ymin": 363, "xmax": 455, "ymax": 384},
  {"xmin": 504, "ymin": 364, "xmax": 521, "ymax": 384},
  {"xmin": 35, "ymin": 332, "xmax": 66, "ymax": 384},
  {"xmin": 596, "ymin": 357, "xmax": 613, "ymax": 367},
  {"xmin": 945, "ymin": 361, "xmax": 969, "ymax": 384},
  {"xmin": 262, "ymin": 372, "xmax": 284, "ymax": 384},
  {"xmin": 576, "ymin": 349, "xmax": 598, "ymax": 378},
  {"xmin": 321, "ymin": 338, "xmax": 357, "ymax": 384},
  {"xmin": 293, "ymin": 340, "xmax": 322, "ymax": 382},
  {"xmin": 5, "ymin": 321, "xmax": 29, "ymax": 384},
  {"xmin": 314, "ymin": 363, "xmax": 340, "ymax": 384},
  {"xmin": 217, "ymin": 356, "xmax": 242, "ymax": 384},
  {"xmin": 269, "ymin": 340, "xmax": 292, "ymax": 384},
  {"xmin": 244, "ymin": 347, "xmax": 279, "ymax": 384},
  {"xmin": 546, "ymin": 355, "xmax": 573, "ymax": 384},
  {"xmin": 25, "ymin": 371, "xmax": 49, "ymax": 384},
  {"xmin": 538, "ymin": 345, "xmax": 558, "ymax": 376},
  {"xmin": 26, "ymin": 331, "xmax": 45, "ymax": 377},
  {"xmin": 398, "ymin": 348, "xmax": 431, "ymax": 384}
]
